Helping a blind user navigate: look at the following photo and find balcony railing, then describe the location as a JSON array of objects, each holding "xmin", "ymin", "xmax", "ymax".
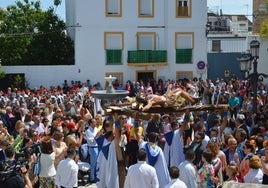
[
  {"xmin": 106, "ymin": 49, "xmax": 122, "ymax": 65},
  {"xmin": 127, "ymin": 50, "xmax": 167, "ymax": 66}
]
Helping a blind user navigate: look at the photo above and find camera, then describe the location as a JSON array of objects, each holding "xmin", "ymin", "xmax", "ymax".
[
  {"xmin": 18, "ymin": 142, "xmax": 41, "ymax": 159},
  {"xmin": 0, "ymin": 142, "xmax": 41, "ymax": 182},
  {"xmin": 0, "ymin": 158, "xmax": 28, "ymax": 182}
]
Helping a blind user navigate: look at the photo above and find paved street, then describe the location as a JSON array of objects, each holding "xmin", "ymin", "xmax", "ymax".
[
  {"xmin": 78, "ymin": 172, "xmax": 96, "ymax": 188},
  {"xmin": 79, "ymin": 183, "xmax": 97, "ymax": 188}
]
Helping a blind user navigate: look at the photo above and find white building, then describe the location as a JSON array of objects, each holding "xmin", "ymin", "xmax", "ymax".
[
  {"xmin": 3, "ymin": 0, "xmax": 208, "ymax": 88},
  {"xmin": 226, "ymin": 15, "xmax": 252, "ymax": 36}
]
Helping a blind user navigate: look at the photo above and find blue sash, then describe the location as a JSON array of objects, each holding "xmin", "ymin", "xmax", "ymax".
[
  {"xmin": 102, "ymin": 143, "xmax": 111, "ymax": 160},
  {"xmin": 96, "ymin": 135, "xmax": 105, "ymax": 151},
  {"xmin": 164, "ymin": 131, "xmax": 174, "ymax": 146},
  {"xmin": 145, "ymin": 143, "xmax": 159, "ymax": 166}
]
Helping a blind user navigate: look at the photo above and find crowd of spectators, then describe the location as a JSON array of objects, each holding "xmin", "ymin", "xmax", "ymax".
[{"xmin": 0, "ymin": 76, "xmax": 267, "ymax": 188}]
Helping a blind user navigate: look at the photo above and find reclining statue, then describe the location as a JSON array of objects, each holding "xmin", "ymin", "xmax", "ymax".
[{"xmin": 134, "ymin": 88, "xmax": 200, "ymax": 111}]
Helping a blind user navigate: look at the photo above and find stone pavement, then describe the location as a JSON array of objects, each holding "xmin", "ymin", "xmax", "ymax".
[
  {"xmin": 78, "ymin": 183, "xmax": 97, "ymax": 188},
  {"xmin": 77, "ymin": 170, "xmax": 96, "ymax": 188}
]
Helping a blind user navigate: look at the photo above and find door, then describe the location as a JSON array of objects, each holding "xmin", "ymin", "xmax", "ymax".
[{"xmin": 136, "ymin": 70, "xmax": 156, "ymax": 83}]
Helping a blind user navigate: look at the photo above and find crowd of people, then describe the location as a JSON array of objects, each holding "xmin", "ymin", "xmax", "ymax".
[{"xmin": 0, "ymin": 76, "xmax": 267, "ymax": 188}]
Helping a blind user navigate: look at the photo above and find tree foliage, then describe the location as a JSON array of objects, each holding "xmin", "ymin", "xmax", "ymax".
[
  {"xmin": 260, "ymin": 0, "xmax": 268, "ymax": 39},
  {"xmin": 0, "ymin": 0, "xmax": 74, "ymax": 65}
]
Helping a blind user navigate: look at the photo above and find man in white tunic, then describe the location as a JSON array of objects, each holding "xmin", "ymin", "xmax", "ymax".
[
  {"xmin": 139, "ymin": 132, "xmax": 170, "ymax": 187},
  {"xmin": 96, "ymin": 131, "xmax": 114, "ymax": 188},
  {"xmin": 164, "ymin": 166, "xmax": 187, "ymax": 188},
  {"xmin": 163, "ymin": 121, "xmax": 184, "ymax": 168},
  {"xmin": 178, "ymin": 148, "xmax": 198, "ymax": 188},
  {"xmin": 106, "ymin": 117, "xmax": 127, "ymax": 188},
  {"xmin": 124, "ymin": 148, "xmax": 159, "ymax": 188}
]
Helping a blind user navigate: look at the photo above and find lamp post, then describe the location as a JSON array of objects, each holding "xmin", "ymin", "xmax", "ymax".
[
  {"xmin": 237, "ymin": 40, "xmax": 268, "ymax": 113},
  {"xmin": 236, "ymin": 53, "xmax": 251, "ymax": 79}
]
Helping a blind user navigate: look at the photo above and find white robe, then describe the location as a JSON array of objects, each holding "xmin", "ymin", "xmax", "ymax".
[
  {"xmin": 163, "ymin": 129, "xmax": 185, "ymax": 168},
  {"xmin": 96, "ymin": 139, "xmax": 110, "ymax": 188},
  {"xmin": 94, "ymin": 99, "xmax": 102, "ymax": 116},
  {"xmin": 106, "ymin": 140, "xmax": 119, "ymax": 188},
  {"xmin": 140, "ymin": 141, "xmax": 170, "ymax": 187}
]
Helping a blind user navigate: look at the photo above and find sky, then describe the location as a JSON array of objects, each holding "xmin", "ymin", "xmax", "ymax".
[
  {"xmin": 1, "ymin": 0, "xmax": 253, "ymax": 21},
  {"xmin": 0, "ymin": 0, "xmax": 66, "ymax": 21}
]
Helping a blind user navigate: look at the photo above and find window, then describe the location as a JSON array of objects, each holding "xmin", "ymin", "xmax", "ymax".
[
  {"xmin": 106, "ymin": 0, "xmax": 122, "ymax": 17},
  {"xmin": 106, "ymin": 50, "xmax": 122, "ymax": 64},
  {"xmin": 176, "ymin": 0, "xmax": 191, "ymax": 17},
  {"xmin": 212, "ymin": 40, "xmax": 221, "ymax": 52},
  {"xmin": 104, "ymin": 32, "xmax": 124, "ymax": 64},
  {"xmin": 175, "ymin": 32, "xmax": 194, "ymax": 64},
  {"xmin": 137, "ymin": 32, "xmax": 156, "ymax": 50},
  {"xmin": 176, "ymin": 49, "xmax": 192, "ymax": 63},
  {"xmin": 139, "ymin": 0, "xmax": 154, "ymax": 17}
]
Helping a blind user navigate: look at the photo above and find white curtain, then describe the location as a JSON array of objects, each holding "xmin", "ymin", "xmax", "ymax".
[
  {"xmin": 176, "ymin": 34, "xmax": 192, "ymax": 49},
  {"xmin": 106, "ymin": 34, "xmax": 122, "ymax": 49},
  {"xmin": 140, "ymin": 0, "xmax": 152, "ymax": 15},
  {"xmin": 138, "ymin": 35, "xmax": 154, "ymax": 50},
  {"xmin": 108, "ymin": 0, "xmax": 119, "ymax": 14}
]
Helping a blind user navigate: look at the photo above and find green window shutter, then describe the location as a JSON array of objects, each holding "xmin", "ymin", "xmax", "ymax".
[
  {"xmin": 106, "ymin": 49, "xmax": 122, "ymax": 65},
  {"xmin": 176, "ymin": 49, "xmax": 192, "ymax": 64},
  {"xmin": 127, "ymin": 50, "xmax": 167, "ymax": 63}
]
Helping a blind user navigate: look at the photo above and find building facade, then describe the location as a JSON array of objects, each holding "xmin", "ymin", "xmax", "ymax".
[
  {"xmin": 64, "ymin": 0, "xmax": 208, "ymax": 87},
  {"xmin": 3, "ymin": 0, "xmax": 208, "ymax": 89}
]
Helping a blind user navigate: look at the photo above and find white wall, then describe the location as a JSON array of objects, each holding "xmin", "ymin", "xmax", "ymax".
[{"xmin": 2, "ymin": 0, "xmax": 208, "ymax": 88}]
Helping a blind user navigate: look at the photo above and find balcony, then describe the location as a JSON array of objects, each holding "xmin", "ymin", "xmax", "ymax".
[
  {"xmin": 106, "ymin": 49, "xmax": 122, "ymax": 65},
  {"xmin": 127, "ymin": 50, "xmax": 167, "ymax": 66}
]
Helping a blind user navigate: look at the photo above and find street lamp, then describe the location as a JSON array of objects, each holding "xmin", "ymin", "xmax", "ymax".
[
  {"xmin": 237, "ymin": 40, "xmax": 268, "ymax": 113},
  {"xmin": 236, "ymin": 53, "xmax": 251, "ymax": 79}
]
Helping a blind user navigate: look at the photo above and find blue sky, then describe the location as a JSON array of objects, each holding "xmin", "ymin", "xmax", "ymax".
[
  {"xmin": 208, "ymin": 0, "xmax": 253, "ymax": 16},
  {"xmin": 0, "ymin": 0, "xmax": 66, "ymax": 20},
  {"xmin": 1, "ymin": 0, "xmax": 253, "ymax": 21}
]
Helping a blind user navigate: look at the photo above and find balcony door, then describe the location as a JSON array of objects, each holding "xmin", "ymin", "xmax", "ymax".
[
  {"xmin": 136, "ymin": 70, "xmax": 156, "ymax": 84},
  {"xmin": 137, "ymin": 32, "xmax": 156, "ymax": 50}
]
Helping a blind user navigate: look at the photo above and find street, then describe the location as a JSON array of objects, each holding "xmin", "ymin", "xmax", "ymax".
[{"xmin": 79, "ymin": 183, "xmax": 97, "ymax": 188}]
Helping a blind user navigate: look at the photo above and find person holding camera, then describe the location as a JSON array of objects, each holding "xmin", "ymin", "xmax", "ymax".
[
  {"xmin": 0, "ymin": 146, "xmax": 32, "ymax": 188},
  {"xmin": 20, "ymin": 137, "xmax": 39, "ymax": 187}
]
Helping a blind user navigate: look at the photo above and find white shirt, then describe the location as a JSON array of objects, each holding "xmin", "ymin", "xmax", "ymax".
[
  {"xmin": 164, "ymin": 178, "xmax": 187, "ymax": 188},
  {"xmin": 201, "ymin": 135, "xmax": 210, "ymax": 151},
  {"xmin": 124, "ymin": 161, "xmax": 159, "ymax": 188},
  {"xmin": 178, "ymin": 160, "xmax": 198, "ymax": 188},
  {"xmin": 39, "ymin": 152, "xmax": 56, "ymax": 177},
  {"xmin": 55, "ymin": 157, "xmax": 78, "ymax": 188},
  {"xmin": 35, "ymin": 123, "xmax": 45, "ymax": 135},
  {"xmin": 244, "ymin": 168, "xmax": 263, "ymax": 184},
  {"xmin": 84, "ymin": 126, "xmax": 98, "ymax": 147}
]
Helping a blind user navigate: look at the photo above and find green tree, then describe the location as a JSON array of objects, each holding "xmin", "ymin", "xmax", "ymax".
[
  {"xmin": 0, "ymin": 0, "xmax": 74, "ymax": 65},
  {"xmin": 0, "ymin": 64, "xmax": 5, "ymax": 80},
  {"xmin": 260, "ymin": 0, "xmax": 268, "ymax": 39}
]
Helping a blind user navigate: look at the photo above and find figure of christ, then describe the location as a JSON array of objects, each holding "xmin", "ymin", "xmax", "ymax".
[{"xmin": 142, "ymin": 87, "xmax": 199, "ymax": 111}]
